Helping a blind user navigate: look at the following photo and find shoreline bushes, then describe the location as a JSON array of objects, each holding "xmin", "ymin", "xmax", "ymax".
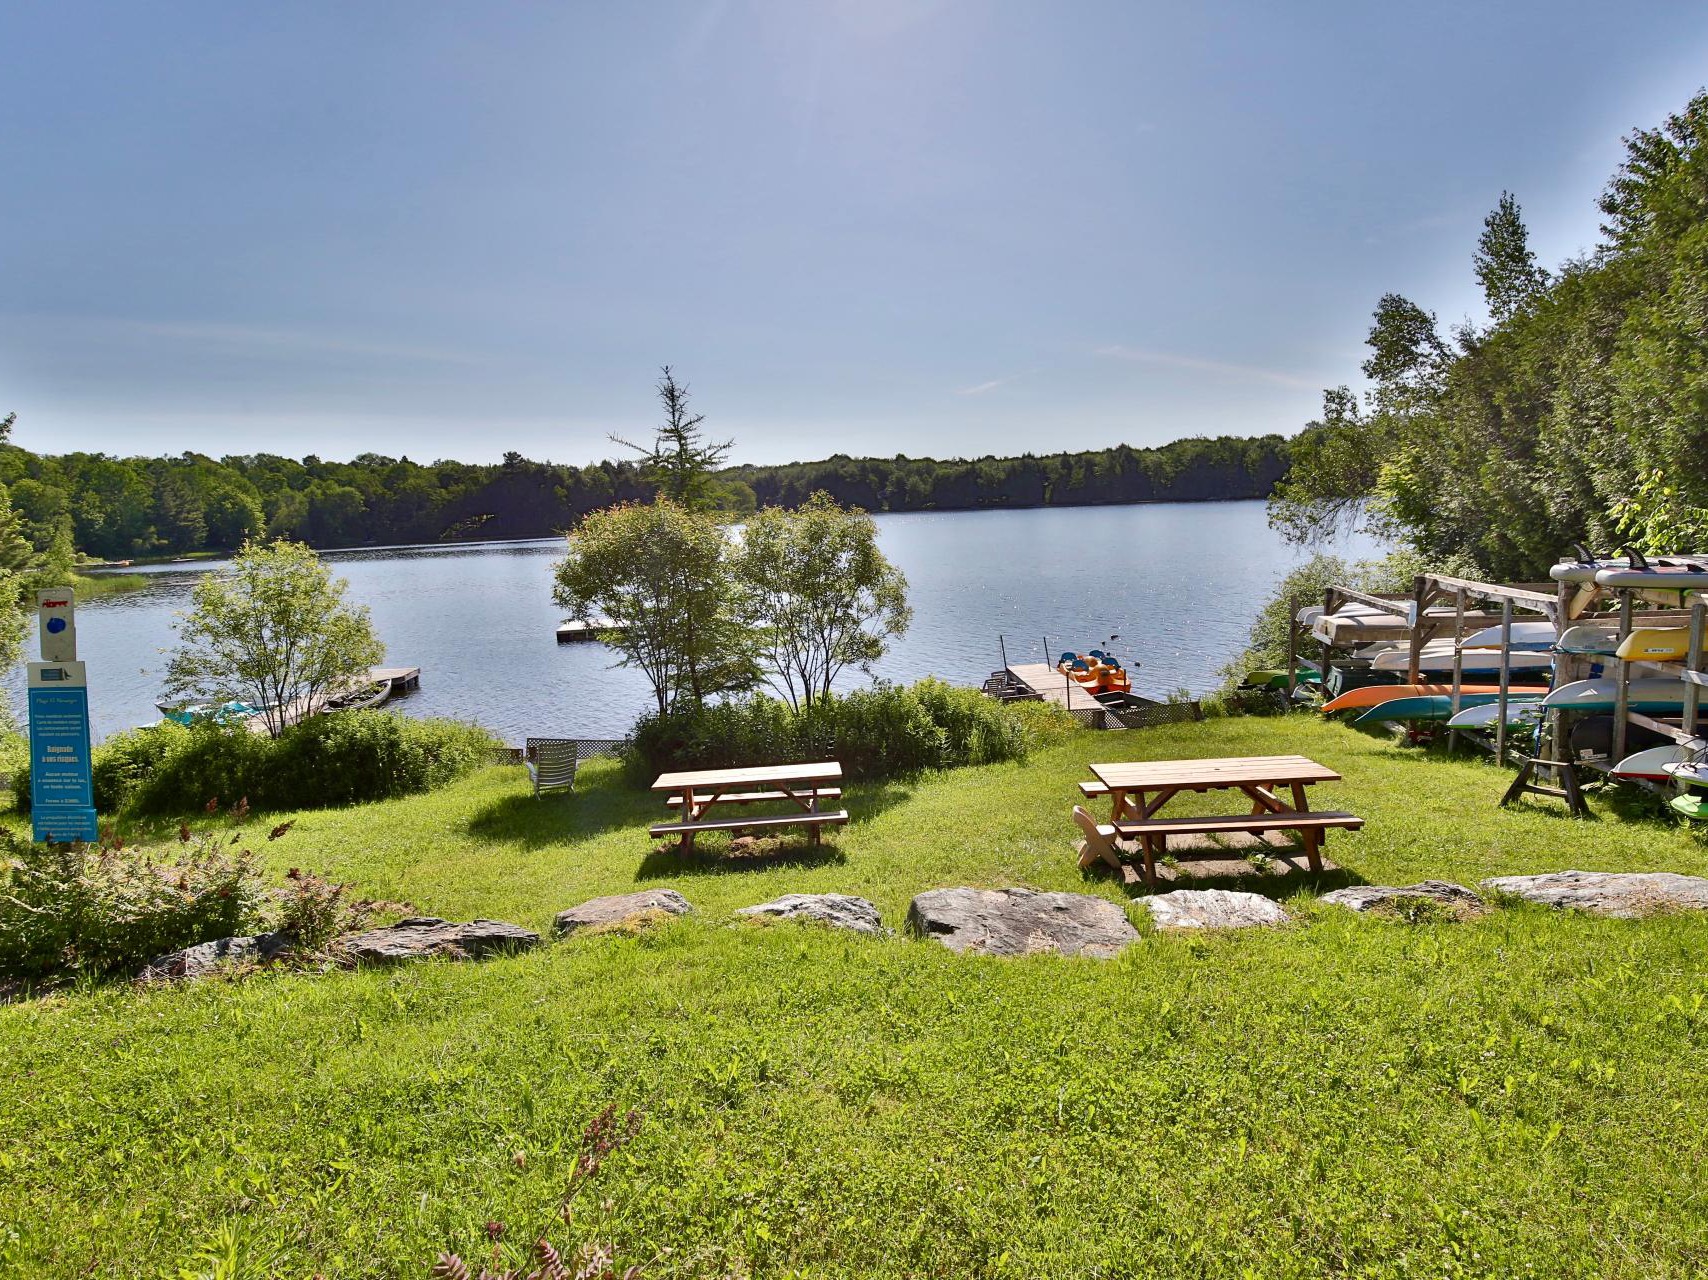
[
  {"xmin": 623, "ymin": 677, "xmax": 1074, "ymax": 782},
  {"xmin": 12, "ymin": 712, "xmax": 498, "ymax": 818},
  {"xmin": 0, "ymin": 828, "xmax": 264, "ymax": 982}
]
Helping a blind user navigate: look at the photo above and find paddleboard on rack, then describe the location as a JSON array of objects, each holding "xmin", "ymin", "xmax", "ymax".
[
  {"xmin": 1593, "ymin": 564, "xmax": 1708, "ymax": 590},
  {"xmin": 1612, "ymin": 742, "xmax": 1708, "ymax": 782},
  {"xmin": 1445, "ymin": 701, "xmax": 1548, "ymax": 730},
  {"xmin": 1661, "ymin": 760, "xmax": 1708, "ymax": 787},
  {"xmin": 1542, "ymin": 676, "xmax": 1689, "ymax": 714}
]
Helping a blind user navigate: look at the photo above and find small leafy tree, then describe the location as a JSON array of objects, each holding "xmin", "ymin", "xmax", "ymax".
[
  {"xmin": 553, "ymin": 499, "xmax": 750, "ymax": 714},
  {"xmin": 162, "ymin": 540, "xmax": 385, "ymax": 738},
  {"xmin": 612, "ymin": 367, "xmax": 733, "ymax": 512},
  {"xmin": 735, "ymin": 492, "xmax": 911, "ymax": 709}
]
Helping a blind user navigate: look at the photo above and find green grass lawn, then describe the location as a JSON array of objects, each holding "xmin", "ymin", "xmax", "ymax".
[{"xmin": 5, "ymin": 714, "xmax": 1708, "ymax": 1277}]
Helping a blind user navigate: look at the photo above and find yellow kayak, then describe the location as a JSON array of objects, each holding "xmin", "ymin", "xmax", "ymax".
[{"xmin": 1614, "ymin": 627, "xmax": 1692, "ymax": 662}]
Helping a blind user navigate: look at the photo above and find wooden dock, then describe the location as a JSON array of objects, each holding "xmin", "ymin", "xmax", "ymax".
[
  {"xmin": 1005, "ymin": 663, "xmax": 1108, "ymax": 710},
  {"xmin": 372, "ymin": 666, "xmax": 420, "ymax": 692}
]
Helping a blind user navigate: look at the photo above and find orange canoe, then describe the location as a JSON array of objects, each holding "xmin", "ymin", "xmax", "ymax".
[{"xmin": 1321, "ymin": 682, "xmax": 1547, "ymax": 714}]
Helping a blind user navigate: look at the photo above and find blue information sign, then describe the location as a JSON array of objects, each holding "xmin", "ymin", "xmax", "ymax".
[{"xmin": 29, "ymin": 679, "xmax": 98, "ymax": 843}]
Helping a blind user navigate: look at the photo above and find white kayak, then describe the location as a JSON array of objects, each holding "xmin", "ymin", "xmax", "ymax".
[
  {"xmin": 1612, "ymin": 742, "xmax": 1707, "ymax": 782},
  {"xmin": 1542, "ymin": 677, "xmax": 1689, "ymax": 713},
  {"xmin": 1445, "ymin": 699, "xmax": 1548, "ymax": 730},
  {"xmin": 1457, "ymin": 621, "xmax": 1559, "ymax": 651},
  {"xmin": 1554, "ymin": 624, "xmax": 1621, "ymax": 656},
  {"xmin": 1372, "ymin": 644, "xmax": 1554, "ymax": 674}
]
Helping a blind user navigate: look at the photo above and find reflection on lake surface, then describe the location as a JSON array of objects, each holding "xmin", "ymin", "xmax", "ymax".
[{"xmin": 27, "ymin": 501, "xmax": 1378, "ymax": 744}]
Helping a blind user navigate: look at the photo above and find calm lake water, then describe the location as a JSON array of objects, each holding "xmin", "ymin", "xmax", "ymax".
[{"xmin": 30, "ymin": 501, "xmax": 1377, "ymax": 744}]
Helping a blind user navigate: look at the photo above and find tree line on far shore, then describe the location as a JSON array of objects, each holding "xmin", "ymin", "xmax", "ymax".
[
  {"xmin": 1271, "ymin": 90, "xmax": 1708, "ymax": 580},
  {"xmin": 0, "ymin": 421, "xmax": 1288, "ymax": 563}
]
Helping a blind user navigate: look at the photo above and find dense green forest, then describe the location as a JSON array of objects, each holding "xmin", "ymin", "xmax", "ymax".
[
  {"xmin": 1272, "ymin": 90, "xmax": 1708, "ymax": 580},
  {"xmin": 0, "ymin": 430, "xmax": 1287, "ymax": 562}
]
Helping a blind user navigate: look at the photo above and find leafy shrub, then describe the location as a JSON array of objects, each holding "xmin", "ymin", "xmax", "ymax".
[
  {"xmin": 13, "ymin": 712, "xmax": 499, "ymax": 819},
  {"xmin": 624, "ymin": 679, "xmax": 1066, "ymax": 782},
  {"xmin": 0, "ymin": 826, "xmax": 265, "ymax": 982},
  {"xmin": 274, "ymin": 865, "xmax": 404, "ymax": 953},
  {"xmin": 264, "ymin": 712, "xmax": 496, "ymax": 808},
  {"xmin": 89, "ymin": 722, "xmax": 190, "ymax": 811}
]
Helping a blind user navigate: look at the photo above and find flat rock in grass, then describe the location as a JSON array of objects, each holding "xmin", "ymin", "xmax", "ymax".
[
  {"xmin": 338, "ymin": 917, "xmax": 540, "ymax": 964},
  {"xmin": 906, "ymin": 887, "xmax": 1137, "ymax": 958},
  {"xmin": 1480, "ymin": 870, "xmax": 1708, "ymax": 918},
  {"xmin": 1145, "ymin": 889, "xmax": 1289, "ymax": 931},
  {"xmin": 138, "ymin": 931, "xmax": 295, "ymax": 982},
  {"xmin": 1322, "ymin": 881, "xmax": 1485, "ymax": 915},
  {"xmin": 735, "ymin": 893, "xmax": 883, "ymax": 936},
  {"xmin": 553, "ymin": 889, "xmax": 693, "ymax": 936}
]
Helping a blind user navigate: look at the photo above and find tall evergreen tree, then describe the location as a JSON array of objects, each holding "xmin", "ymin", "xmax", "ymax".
[
  {"xmin": 612, "ymin": 367, "xmax": 733, "ymax": 511},
  {"xmin": 1475, "ymin": 191, "xmax": 1549, "ymax": 321}
]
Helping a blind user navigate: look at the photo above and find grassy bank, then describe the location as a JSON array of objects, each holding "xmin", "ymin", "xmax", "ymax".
[
  {"xmin": 5, "ymin": 715, "xmax": 1708, "ymax": 1276},
  {"xmin": 69, "ymin": 571, "xmax": 149, "ymax": 598}
]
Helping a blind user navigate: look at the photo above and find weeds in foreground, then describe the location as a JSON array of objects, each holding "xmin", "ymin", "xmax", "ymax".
[{"xmin": 431, "ymin": 1104, "xmax": 646, "ymax": 1280}]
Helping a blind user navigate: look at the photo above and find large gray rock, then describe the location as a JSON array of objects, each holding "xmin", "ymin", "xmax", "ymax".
[
  {"xmin": 1145, "ymin": 889, "xmax": 1290, "ymax": 931},
  {"xmin": 338, "ymin": 917, "xmax": 540, "ymax": 964},
  {"xmin": 553, "ymin": 889, "xmax": 693, "ymax": 936},
  {"xmin": 906, "ymin": 887, "xmax": 1138, "ymax": 958},
  {"xmin": 138, "ymin": 931, "xmax": 294, "ymax": 982},
  {"xmin": 1481, "ymin": 870, "xmax": 1708, "ymax": 918},
  {"xmin": 1322, "ymin": 881, "xmax": 1485, "ymax": 916},
  {"xmin": 736, "ymin": 893, "xmax": 884, "ymax": 936}
]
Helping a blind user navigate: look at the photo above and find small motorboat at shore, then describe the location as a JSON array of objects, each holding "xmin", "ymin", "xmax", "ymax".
[{"xmin": 325, "ymin": 679, "xmax": 392, "ymax": 712}]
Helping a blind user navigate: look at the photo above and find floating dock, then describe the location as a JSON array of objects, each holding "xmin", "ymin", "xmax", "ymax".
[
  {"xmin": 557, "ymin": 618, "xmax": 626, "ymax": 644},
  {"xmin": 371, "ymin": 666, "xmax": 421, "ymax": 692}
]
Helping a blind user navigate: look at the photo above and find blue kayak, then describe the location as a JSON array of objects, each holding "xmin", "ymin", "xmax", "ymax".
[{"xmin": 1352, "ymin": 692, "xmax": 1545, "ymax": 726}]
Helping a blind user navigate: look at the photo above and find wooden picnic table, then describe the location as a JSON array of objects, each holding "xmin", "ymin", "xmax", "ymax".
[
  {"xmin": 1084, "ymin": 754, "xmax": 1358, "ymax": 887},
  {"xmin": 648, "ymin": 761, "xmax": 848, "ymax": 853}
]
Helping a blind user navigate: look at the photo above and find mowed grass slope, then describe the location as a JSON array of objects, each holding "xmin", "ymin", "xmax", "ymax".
[{"xmin": 5, "ymin": 714, "xmax": 1708, "ymax": 1277}]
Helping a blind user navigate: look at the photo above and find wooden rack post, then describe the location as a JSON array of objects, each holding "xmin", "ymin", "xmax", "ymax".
[
  {"xmin": 1494, "ymin": 599, "xmax": 1515, "ymax": 762},
  {"xmin": 1319, "ymin": 587, "xmax": 1334, "ymax": 692},
  {"xmin": 1447, "ymin": 587, "xmax": 1468, "ymax": 754},
  {"xmin": 1685, "ymin": 600, "xmax": 1705, "ymax": 740},
  {"xmin": 1612, "ymin": 591, "xmax": 1634, "ymax": 764},
  {"xmin": 1285, "ymin": 594, "xmax": 1299, "ymax": 696}
]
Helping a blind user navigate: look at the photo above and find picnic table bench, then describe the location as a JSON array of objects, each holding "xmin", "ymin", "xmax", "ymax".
[
  {"xmin": 1077, "ymin": 754, "xmax": 1362, "ymax": 887},
  {"xmin": 648, "ymin": 761, "xmax": 848, "ymax": 853}
]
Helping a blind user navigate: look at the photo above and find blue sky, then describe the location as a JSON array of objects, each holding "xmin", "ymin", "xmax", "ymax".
[{"xmin": 4, "ymin": 2, "xmax": 1707, "ymax": 467}]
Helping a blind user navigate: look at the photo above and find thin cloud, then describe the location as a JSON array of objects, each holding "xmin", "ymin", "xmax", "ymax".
[
  {"xmin": 955, "ymin": 374, "xmax": 1021, "ymax": 396},
  {"xmin": 129, "ymin": 319, "xmax": 486, "ymax": 365},
  {"xmin": 1094, "ymin": 344, "xmax": 1318, "ymax": 390}
]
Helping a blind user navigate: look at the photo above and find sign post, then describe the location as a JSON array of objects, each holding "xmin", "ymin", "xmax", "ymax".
[{"xmin": 28, "ymin": 587, "xmax": 98, "ymax": 844}]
